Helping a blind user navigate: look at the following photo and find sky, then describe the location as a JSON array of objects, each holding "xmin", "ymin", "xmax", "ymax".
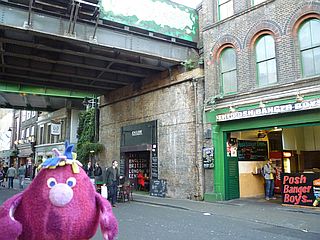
[{"xmin": 171, "ymin": 0, "xmax": 202, "ymax": 8}]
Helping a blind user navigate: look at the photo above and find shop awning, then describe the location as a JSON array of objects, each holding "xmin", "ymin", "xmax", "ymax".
[
  {"xmin": 18, "ymin": 148, "xmax": 33, "ymax": 158},
  {"xmin": 0, "ymin": 149, "xmax": 15, "ymax": 158}
]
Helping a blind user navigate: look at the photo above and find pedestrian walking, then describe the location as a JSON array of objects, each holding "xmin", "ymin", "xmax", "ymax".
[
  {"xmin": 104, "ymin": 160, "xmax": 120, "ymax": 207},
  {"xmin": 7, "ymin": 164, "xmax": 16, "ymax": 189},
  {"xmin": 0, "ymin": 166, "xmax": 5, "ymax": 187},
  {"xmin": 3, "ymin": 164, "xmax": 8, "ymax": 182},
  {"xmin": 263, "ymin": 159, "xmax": 276, "ymax": 200},
  {"xmin": 94, "ymin": 162, "xmax": 103, "ymax": 193},
  {"xmin": 18, "ymin": 163, "xmax": 26, "ymax": 189},
  {"xmin": 84, "ymin": 161, "xmax": 93, "ymax": 178}
]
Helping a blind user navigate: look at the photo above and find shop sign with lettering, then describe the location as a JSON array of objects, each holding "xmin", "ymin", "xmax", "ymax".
[
  {"xmin": 282, "ymin": 173, "xmax": 320, "ymax": 207},
  {"xmin": 216, "ymin": 99, "xmax": 320, "ymax": 122},
  {"xmin": 131, "ymin": 130, "xmax": 143, "ymax": 136}
]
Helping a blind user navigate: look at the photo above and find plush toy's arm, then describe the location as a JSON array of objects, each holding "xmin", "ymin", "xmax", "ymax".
[
  {"xmin": 0, "ymin": 193, "xmax": 23, "ymax": 240},
  {"xmin": 95, "ymin": 193, "xmax": 118, "ymax": 240}
]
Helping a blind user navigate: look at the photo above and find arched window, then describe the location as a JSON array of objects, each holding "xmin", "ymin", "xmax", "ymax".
[
  {"xmin": 255, "ymin": 35, "xmax": 277, "ymax": 86},
  {"xmin": 298, "ymin": 18, "xmax": 320, "ymax": 77},
  {"xmin": 220, "ymin": 47, "xmax": 237, "ymax": 94}
]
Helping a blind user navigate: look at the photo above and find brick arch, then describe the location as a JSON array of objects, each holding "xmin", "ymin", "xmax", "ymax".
[
  {"xmin": 210, "ymin": 34, "xmax": 242, "ymax": 61},
  {"xmin": 244, "ymin": 20, "xmax": 282, "ymax": 49},
  {"xmin": 284, "ymin": 2, "xmax": 320, "ymax": 36}
]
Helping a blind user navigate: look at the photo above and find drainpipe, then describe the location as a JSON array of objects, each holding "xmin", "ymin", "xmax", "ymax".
[{"xmin": 192, "ymin": 77, "xmax": 204, "ymax": 200}]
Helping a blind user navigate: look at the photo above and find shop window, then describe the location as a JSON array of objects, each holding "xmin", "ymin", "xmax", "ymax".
[
  {"xmin": 255, "ymin": 34, "xmax": 277, "ymax": 86},
  {"xmin": 218, "ymin": 0, "xmax": 233, "ymax": 21},
  {"xmin": 21, "ymin": 129, "xmax": 25, "ymax": 140},
  {"xmin": 298, "ymin": 18, "xmax": 320, "ymax": 77},
  {"xmin": 46, "ymin": 124, "xmax": 51, "ymax": 144},
  {"xmin": 25, "ymin": 127, "xmax": 30, "ymax": 139},
  {"xmin": 220, "ymin": 47, "xmax": 237, "ymax": 95},
  {"xmin": 31, "ymin": 126, "xmax": 35, "ymax": 136},
  {"xmin": 39, "ymin": 126, "xmax": 44, "ymax": 144},
  {"xmin": 21, "ymin": 111, "xmax": 26, "ymax": 122}
]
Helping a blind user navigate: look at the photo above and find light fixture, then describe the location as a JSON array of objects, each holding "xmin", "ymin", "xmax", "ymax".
[
  {"xmin": 296, "ymin": 93, "xmax": 304, "ymax": 103},
  {"xmin": 273, "ymin": 127, "xmax": 282, "ymax": 131},
  {"xmin": 229, "ymin": 105, "xmax": 236, "ymax": 113},
  {"xmin": 259, "ymin": 101, "xmax": 266, "ymax": 108},
  {"xmin": 257, "ymin": 130, "xmax": 266, "ymax": 138}
]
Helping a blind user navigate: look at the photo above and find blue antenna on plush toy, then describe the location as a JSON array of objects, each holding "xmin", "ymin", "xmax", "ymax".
[{"xmin": 64, "ymin": 141, "xmax": 74, "ymax": 160}]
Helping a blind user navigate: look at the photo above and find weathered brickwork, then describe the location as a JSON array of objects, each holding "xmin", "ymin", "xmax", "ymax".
[
  {"xmin": 99, "ymin": 69, "xmax": 205, "ymax": 199},
  {"xmin": 202, "ymin": 0, "xmax": 320, "ymax": 106}
]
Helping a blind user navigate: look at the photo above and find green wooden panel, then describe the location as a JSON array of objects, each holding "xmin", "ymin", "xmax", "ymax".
[
  {"xmin": 220, "ymin": 111, "xmax": 320, "ymax": 132},
  {"xmin": 212, "ymin": 125, "xmax": 226, "ymax": 200},
  {"xmin": 225, "ymin": 156, "xmax": 239, "ymax": 200}
]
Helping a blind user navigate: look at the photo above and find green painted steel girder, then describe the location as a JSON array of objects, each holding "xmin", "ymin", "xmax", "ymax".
[{"xmin": 0, "ymin": 82, "xmax": 95, "ymax": 99}]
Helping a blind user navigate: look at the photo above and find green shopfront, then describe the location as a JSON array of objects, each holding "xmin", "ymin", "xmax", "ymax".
[{"xmin": 205, "ymin": 95, "xmax": 320, "ymax": 208}]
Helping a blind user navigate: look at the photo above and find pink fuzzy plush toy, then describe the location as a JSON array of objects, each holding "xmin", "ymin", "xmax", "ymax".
[{"xmin": 0, "ymin": 142, "xmax": 118, "ymax": 240}]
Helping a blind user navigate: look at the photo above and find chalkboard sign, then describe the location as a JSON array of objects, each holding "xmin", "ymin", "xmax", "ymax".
[
  {"xmin": 237, "ymin": 140, "xmax": 268, "ymax": 161},
  {"xmin": 150, "ymin": 179, "xmax": 167, "ymax": 197},
  {"xmin": 119, "ymin": 157, "xmax": 125, "ymax": 176},
  {"xmin": 151, "ymin": 156, "xmax": 158, "ymax": 179}
]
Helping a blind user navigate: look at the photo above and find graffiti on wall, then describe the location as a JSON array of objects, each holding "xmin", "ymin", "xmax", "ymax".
[{"xmin": 100, "ymin": 0, "xmax": 198, "ymax": 42}]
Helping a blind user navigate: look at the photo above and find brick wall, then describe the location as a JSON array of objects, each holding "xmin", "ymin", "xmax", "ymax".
[
  {"xmin": 201, "ymin": 0, "xmax": 320, "ymax": 106},
  {"xmin": 99, "ymin": 69, "xmax": 205, "ymax": 199}
]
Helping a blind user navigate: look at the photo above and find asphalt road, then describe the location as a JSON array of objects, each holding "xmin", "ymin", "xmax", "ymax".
[
  {"xmin": 1, "ymin": 181, "xmax": 319, "ymax": 240},
  {"xmin": 101, "ymin": 201, "xmax": 318, "ymax": 240}
]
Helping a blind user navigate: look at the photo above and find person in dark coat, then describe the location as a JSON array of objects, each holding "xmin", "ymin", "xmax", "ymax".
[
  {"xmin": 104, "ymin": 160, "xmax": 119, "ymax": 207},
  {"xmin": 94, "ymin": 162, "xmax": 103, "ymax": 193},
  {"xmin": 84, "ymin": 161, "xmax": 93, "ymax": 178}
]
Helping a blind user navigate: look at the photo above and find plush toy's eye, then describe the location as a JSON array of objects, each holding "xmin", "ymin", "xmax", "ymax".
[
  {"xmin": 66, "ymin": 177, "xmax": 76, "ymax": 188},
  {"xmin": 47, "ymin": 178, "xmax": 57, "ymax": 188}
]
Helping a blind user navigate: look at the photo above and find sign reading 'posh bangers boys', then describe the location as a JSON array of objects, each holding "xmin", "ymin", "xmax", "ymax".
[
  {"xmin": 216, "ymin": 99, "xmax": 320, "ymax": 122},
  {"xmin": 282, "ymin": 173, "xmax": 320, "ymax": 207}
]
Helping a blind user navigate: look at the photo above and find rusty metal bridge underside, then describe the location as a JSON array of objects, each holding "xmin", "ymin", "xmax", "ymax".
[{"xmin": 0, "ymin": 0, "xmax": 198, "ymax": 111}]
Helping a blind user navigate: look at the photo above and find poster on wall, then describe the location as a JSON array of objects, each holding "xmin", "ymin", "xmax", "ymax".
[
  {"xmin": 282, "ymin": 173, "xmax": 320, "ymax": 207},
  {"xmin": 203, "ymin": 147, "xmax": 214, "ymax": 169},
  {"xmin": 227, "ymin": 138, "xmax": 238, "ymax": 157},
  {"xmin": 237, "ymin": 140, "xmax": 268, "ymax": 161}
]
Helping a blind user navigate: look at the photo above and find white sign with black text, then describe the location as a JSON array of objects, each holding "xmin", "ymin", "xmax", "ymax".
[
  {"xmin": 51, "ymin": 123, "xmax": 61, "ymax": 135},
  {"xmin": 216, "ymin": 98, "xmax": 320, "ymax": 122}
]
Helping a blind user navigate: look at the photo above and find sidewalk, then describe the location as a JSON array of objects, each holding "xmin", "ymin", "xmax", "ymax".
[{"xmin": 132, "ymin": 193, "xmax": 320, "ymax": 234}]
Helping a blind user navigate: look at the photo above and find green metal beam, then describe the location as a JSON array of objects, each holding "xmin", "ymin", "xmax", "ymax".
[{"xmin": 0, "ymin": 82, "xmax": 95, "ymax": 99}]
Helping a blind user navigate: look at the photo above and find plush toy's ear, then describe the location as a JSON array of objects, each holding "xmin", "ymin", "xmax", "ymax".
[
  {"xmin": 0, "ymin": 193, "xmax": 23, "ymax": 240},
  {"xmin": 64, "ymin": 144, "xmax": 74, "ymax": 160},
  {"xmin": 95, "ymin": 193, "xmax": 118, "ymax": 240}
]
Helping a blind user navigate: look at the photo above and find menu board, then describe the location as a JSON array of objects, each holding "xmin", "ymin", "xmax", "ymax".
[
  {"xmin": 119, "ymin": 155, "xmax": 125, "ymax": 176},
  {"xmin": 150, "ymin": 179, "xmax": 167, "ymax": 198},
  {"xmin": 151, "ymin": 157, "xmax": 158, "ymax": 179},
  {"xmin": 237, "ymin": 140, "xmax": 268, "ymax": 161}
]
